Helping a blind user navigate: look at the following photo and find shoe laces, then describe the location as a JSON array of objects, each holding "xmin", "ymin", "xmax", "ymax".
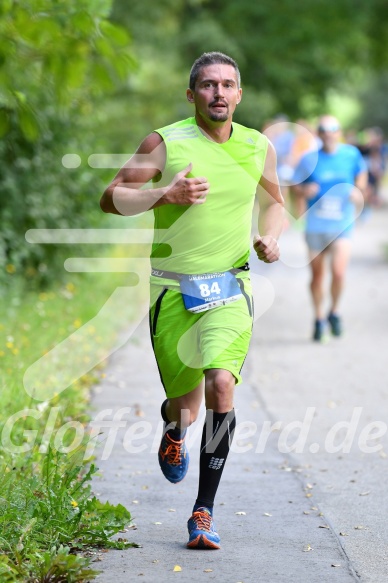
[
  {"xmin": 191, "ymin": 509, "xmax": 212, "ymax": 532},
  {"xmin": 160, "ymin": 434, "xmax": 185, "ymax": 466}
]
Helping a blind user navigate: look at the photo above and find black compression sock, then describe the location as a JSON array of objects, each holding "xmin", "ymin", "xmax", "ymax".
[
  {"xmin": 161, "ymin": 399, "xmax": 186, "ymax": 440},
  {"xmin": 195, "ymin": 409, "xmax": 236, "ymax": 509}
]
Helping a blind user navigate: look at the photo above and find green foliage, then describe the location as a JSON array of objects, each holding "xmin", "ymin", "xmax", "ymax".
[
  {"xmin": 110, "ymin": 0, "xmax": 388, "ymax": 129},
  {"xmin": 0, "ymin": 122, "xmax": 102, "ymax": 287},
  {"xmin": 0, "ymin": 454, "xmax": 136, "ymax": 581},
  {"xmin": 356, "ymin": 71, "xmax": 388, "ymax": 133},
  {"xmin": 177, "ymin": 0, "xmax": 369, "ymax": 122},
  {"xmin": 0, "ymin": 265, "xmax": 144, "ymax": 581},
  {"xmin": 365, "ymin": 0, "xmax": 388, "ymax": 70},
  {"xmin": 24, "ymin": 547, "xmax": 100, "ymax": 583},
  {"xmin": 0, "ymin": 453, "xmax": 133, "ymax": 550},
  {"xmin": 0, "ymin": 0, "xmax": 135, "ymax": 286},
  {"xmin": 0, "ymin": 0, "xmax": 134, "ymax": 120}
]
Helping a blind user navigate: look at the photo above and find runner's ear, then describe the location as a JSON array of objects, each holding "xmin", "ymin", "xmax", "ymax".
[{"xmin": 187, "ymin": 89, "xmax": 195, "ymax": 103}]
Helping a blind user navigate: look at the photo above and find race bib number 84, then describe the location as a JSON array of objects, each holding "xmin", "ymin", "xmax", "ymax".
[{"xmin": 180, "ymin": 271, "xmax": 242, "ymax": 313}]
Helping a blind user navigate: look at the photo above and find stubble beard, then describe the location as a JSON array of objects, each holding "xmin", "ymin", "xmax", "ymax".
[{"xmin": 208, "ymin": 107, "xmax": 229, "ymax": 123}]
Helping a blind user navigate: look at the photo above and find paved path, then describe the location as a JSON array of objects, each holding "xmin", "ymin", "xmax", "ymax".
[{"xmin": 90, "ymin": 201, "xmax": 388, "ymax": 583}]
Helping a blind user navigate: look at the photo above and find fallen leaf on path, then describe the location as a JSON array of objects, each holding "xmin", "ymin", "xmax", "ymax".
[
  {"xmin": 331, "ymin": 564, "xmax": 341, "ymax": 568},
  {"xmin": 154, "ymin": 522, "xmax": 162, "ymax": 525},
  {"xmin": 318, "ymin": 525, "xmax": 330, "ymax": 529},
  {"xmin": 235, "ymin": 511, "xmax": 246, "ymax": 516},
  {"xmin": 303, "ymin": 511, "xmax": 310, "ymax": 515},
  {"xmin": 263, "ymin": 513, "xmax": 272, "ymax": 517},
  {"xmin": 354, "ymin": 525, "xmax": 364, "ymax": 530},
  {"xmin": 168, "ymin": 508, "xmax": 176, "ymax": 512},
  {"xmin": 359, "ymin": 491, "xmax": 370, "ymax": 496},
  {"xmin": 204, "ymin": 569, "xmax": 213, "ymax": 572},
  {"xmin": 339, "ymin": 532, "xmax": 348, "ymax": 536},
  {"xmin": 173, "ymin": 565, "xmax": 182, "ymax": 572},
  {"xmin": 303, "ymin": 544, "xmax": 313, "ymax": 552}
]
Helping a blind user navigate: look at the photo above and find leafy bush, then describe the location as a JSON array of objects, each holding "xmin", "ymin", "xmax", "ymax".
[
  {"xmin": 0, "ymin": 453, "xmax": 136, "ymax": 581},
  {"xmin": 0, "ymin": 0, "xmax": 135, "ymax": 286}
]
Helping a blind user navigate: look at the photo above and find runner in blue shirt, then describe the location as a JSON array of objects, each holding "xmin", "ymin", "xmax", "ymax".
[{"xmin": 293, "ymin": 115, "xmax": 367, "ymax": 341}]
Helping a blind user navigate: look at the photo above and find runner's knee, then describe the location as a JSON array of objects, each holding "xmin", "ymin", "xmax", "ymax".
[
  {"xmin": 204, "ymin": 370, "xmax": 235, "ymax": 411},
  {"xmin": 167, "ymin": 388, "xmax": 205, "ymax": 427},
  {"xmin": 332, "ymin": 269, "xmax": 345, "ymax": 284},
  {"xmin": 311, "ymin": 272, "xmax": 324, "ymax": 288}
]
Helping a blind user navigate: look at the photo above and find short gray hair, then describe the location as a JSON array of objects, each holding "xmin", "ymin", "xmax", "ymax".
[{"xmin": 189, "ymin": 52, "xmax": 241, "ymax": 90}]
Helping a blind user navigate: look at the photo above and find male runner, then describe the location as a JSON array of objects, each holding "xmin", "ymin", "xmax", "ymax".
[
  {"xmin": 100, "ymin": 52, "xmax": 284, "ymax": 549},
  {"xmin": 292, "ymin": 115, "xmax": 367, "ymax": 341}
]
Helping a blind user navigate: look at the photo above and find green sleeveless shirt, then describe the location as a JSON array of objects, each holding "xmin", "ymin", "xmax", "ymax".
[{"xmin": 151, "ymin": 117, "xmax": 268, "ymax": 277}]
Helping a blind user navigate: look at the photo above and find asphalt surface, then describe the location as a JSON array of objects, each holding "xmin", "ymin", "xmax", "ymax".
[{"xmin": 90, "ymin": 199, "xmax": 388, "ymax": 583}]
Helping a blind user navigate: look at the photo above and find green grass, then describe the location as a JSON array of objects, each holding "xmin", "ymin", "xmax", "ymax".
[{"xmin": 0, "ymin": 254, "xmax": 148, "ymax": 581}]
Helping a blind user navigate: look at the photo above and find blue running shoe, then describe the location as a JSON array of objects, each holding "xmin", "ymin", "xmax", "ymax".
[
  {"xmin": 158, "ymin": 432, "xmax": 189, "ymax": 484},
  {"xmin": 313, "ymin": 319, "xmax": 325, "ymax": 341},
  {"xmin": 328, "ymin": 312, "xmax": 342, "ymax": 336},
  {"xmin": 187, "ymin": 507, "xmax": 220, "ymax": 549}
]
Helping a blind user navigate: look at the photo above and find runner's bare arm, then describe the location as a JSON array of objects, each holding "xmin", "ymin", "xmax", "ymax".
[
  {"xmin": 292, "ymin": 182, "xmax": 320, "ymax": 199},
  {"xmin": 100, "ymin": 132, "xmax": 210, "ymax": 216},
  {"xmin": 254, "ymin": 141, "xmax": 285, "ymax": 263},
  {"xmin": 350, "ymin": 170, "xmax": 368, "ymax": 205}
]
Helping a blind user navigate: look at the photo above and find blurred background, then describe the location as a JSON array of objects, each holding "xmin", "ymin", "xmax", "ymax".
[{"xmin": 1, "ymin": 0, "xmax": 388, "ymax": 287}]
